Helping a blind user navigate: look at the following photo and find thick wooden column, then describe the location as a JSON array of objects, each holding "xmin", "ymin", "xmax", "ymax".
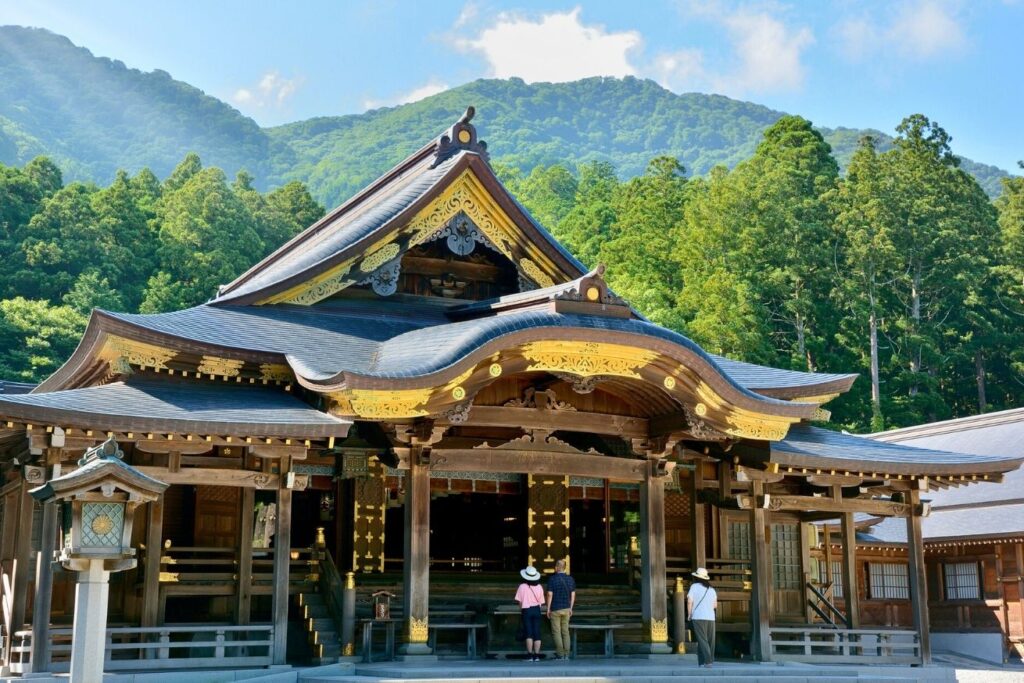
[
  {"xmin": 639, "ymin": 460, "xmax": 671, "ymax": 653},
  {"xmin": 401, "ymin": 450, "xmax": 431, "ymax": 655},
  {"xmin": 141, "ymin": 494, "xmax": 165, "ymax": 627},
  {"xmin": 272, "ymin": 487, "xmax": 293, "ymax": 664},
  {"xmin": 29, "ymin": 499, "xmax": 58, "ymax": 672},
  {"xmin": 236, "ymin": 487, "xmax": 255, "ymax": 624},
  {"xmin": 749, "ymin": 480, "xmax": 771, "ymax": 661},
  {"xmin": 840, "ymin": 512, "xmax": 860, "ymax": 628},
  {"xmin": 10, "ymin": 478, "xmax": 35, "ymax": 652},
  {"xmin": 906, "ymin": 489, "xmax": 931, "ymax": 664},
  {"xmin": 688, "ymin": 464, "xmax": 706, "ymax": 570}
]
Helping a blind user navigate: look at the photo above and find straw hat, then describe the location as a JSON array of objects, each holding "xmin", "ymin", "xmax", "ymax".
[
  {"xmin": 692, "ymin": 567, "xmax": 711, "ymax": 581},
  {"xmin": 520, "ymin": 566, "xmax": 541, "ymax": 581}
]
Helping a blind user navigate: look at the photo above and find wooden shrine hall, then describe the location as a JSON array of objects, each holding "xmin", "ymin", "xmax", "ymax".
[{"xmin": 0, "ymin": 108, "xmax": 1021, "ymax": 674}]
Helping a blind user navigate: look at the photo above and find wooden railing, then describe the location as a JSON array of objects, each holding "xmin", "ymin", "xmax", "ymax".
[
  {"xmin": 768, "ymin": 627, "xmax": 920, "ymax": 665},
  {"xmin": 155, "ymin": 544, "xmax": 318, "ymax": 595},
  {"xmin": 8, "ymin": 624, "xmax": 274, "ymax": 673}
]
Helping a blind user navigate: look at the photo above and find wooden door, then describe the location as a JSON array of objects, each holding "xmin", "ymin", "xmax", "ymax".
[
  {"xmin": 770, "ymin": 522, "xmax": 804, "ymax": 620},
  {"xmin": 194, "ymin": 486, "xmax": 240, "ymax": 548},
  {"xmin": 527, "ymin": 474, "xmax": 569, "ymax": 574}
]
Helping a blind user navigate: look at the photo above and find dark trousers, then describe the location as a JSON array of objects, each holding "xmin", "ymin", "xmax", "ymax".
[{"xmin": 692, "ymin": 619, "xmax": 715, "ymax": 665}]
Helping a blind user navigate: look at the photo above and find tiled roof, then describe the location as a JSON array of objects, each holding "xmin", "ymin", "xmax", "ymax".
[
  {"xmin": 0, "ymin": 380, "xmax": 34, "ymax": 395},
  {"xmin": 0, "ymin": 379, "xmax": 351, "ymax": 438},
  {"xmin": 773, "ymin": 424, "xmax": 1021, "ymax": 475},
  {"xmin": 102, "ymin": 300, "xmax": 850, "ymax": 404},
  {"xmin": 853, "ymin": 502, "xmax": 1024, "ymax": 544},
  {"xmin": 709, "ymin": 355, "xmax": 855, "ymax": 392}
]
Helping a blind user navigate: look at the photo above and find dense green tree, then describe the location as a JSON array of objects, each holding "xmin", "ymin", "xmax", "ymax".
[
  {"xmin": 600, "ymin": 156, "xmax": 687, "ymax": 327},
  {"xmin": 142, "ymin": 165, "xmax": 263, "ymax": 312},
  {"xmin": 0, "ymin": 297, "xmax": 87, "ymax": 381},
  {"xmin": 265, "ymin": 180, "xmax": 325, "ymax": 237},
  {"xmin": 515, "ymin": 165, "xmax": 578, "ymax": 231},
  {"xmin": 556, "ymin": 161, "xmax": 619, "ymax": 268}
]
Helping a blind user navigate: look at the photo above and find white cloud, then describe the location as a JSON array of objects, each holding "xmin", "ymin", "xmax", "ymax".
[
  {"xmin": 890, "ymin": 0, "xmax": 966, "ymax": 59},
  {"xmin": 231, "ymin": 71, "xmax": 304, "ymax": 109},
  {"xmin": 835, "ymin": 1, "xmax": 967, "ymax": 63},
  {"xmin": 363, "ymin": 80, "xmax": 450, "ymax": 111},
  {"xmin": 653, "ymin": 5, "xmax": 813, "ymax": 97},
  {"xmin": 453, "ymin": 2, "xmax": 479, "ymax": 29},
  {"xmin": 455, "ymin": 7, "xmax": 641, "ymax": 82}
]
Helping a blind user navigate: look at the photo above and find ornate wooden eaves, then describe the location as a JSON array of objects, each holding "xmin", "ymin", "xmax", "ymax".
[{"xmin": 258, "ymin": 168, "xmax": 574, "ymax": 306}]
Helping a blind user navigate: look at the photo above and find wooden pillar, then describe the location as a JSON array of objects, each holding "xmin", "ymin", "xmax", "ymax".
[
  {"xmin": 906, "ymin": 489, "xmax": 931, "ymax": 664},
  {"xmin": 29, "ymin": 499, "xmax": 58, "ymax": 672},
  {"xmin": 639, "ymin": 460, "xmax": 671, "ymax": 652},
  {"xmin": 141, "ymin": 494, "xmax": 165, "ymax": 627},
  {"xmin": 840, "ymin": 512, "xmax": 860, "ymax": 628},
  {"xmin": 749, "ymin": 480, "xmax": 771, "ymax": 661},
  {"xmin": 236, "ymin": 487, "xmax": 255, "ymax": 624},
  {"xmin": 9, "ymin": 478, "xmax": 35, "ymax": 654},
  {"xmin": 688, "ymin": 464, "xmax": 706, "ymax": 570},
  {"xmin": 272, "ymin": 487, "xmax": 293, "ymax": 664},
  {"xmin": 401, "ymin": 450, "xmax": 431, "ymax": 655}
]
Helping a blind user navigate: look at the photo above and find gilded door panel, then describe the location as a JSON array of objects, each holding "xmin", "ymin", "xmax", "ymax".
[
  {"xmin": 352, "ymin": 460, "xmax": 386, "ymax": 573},
  {"xmin": 527, "ymin": 474, "xmax": 569, "ymax": 574}
]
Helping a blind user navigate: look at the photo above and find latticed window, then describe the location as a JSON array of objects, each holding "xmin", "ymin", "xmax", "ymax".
[
  {"xmin": 867, "ymin": 562, "xmax": 909, "ymax": 600},
  {"xmin": 727, "ymin": 519, "xmax": 751, "ymax": 560},
  {"xmin": 944, "ymin": 562, "xmax": 981, "ymax": 600},
  {"xmin": 818, "ymin": 560, "xmax": 844, "ymax": 598},
  {"xmin": 770, "ymin": 523, "xmax": 802, "ymax": 589}
]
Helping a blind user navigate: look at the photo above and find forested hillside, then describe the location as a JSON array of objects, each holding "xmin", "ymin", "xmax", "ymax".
[{"xmin": 0, "ymin": 26, "xmax": 1012, "ymax": 208}]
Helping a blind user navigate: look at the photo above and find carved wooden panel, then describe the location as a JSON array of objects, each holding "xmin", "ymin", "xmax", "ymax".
[
  {"xmin": 194, "ymin": 485, "xmax": 240, "ymax": 548},
  {"xmin": 352, "ymin": 459, "xmax": 386, "ymax": 573},
  {"xmin": 527, "ymin": 474, "xmax": 569, "ymax": 573}
]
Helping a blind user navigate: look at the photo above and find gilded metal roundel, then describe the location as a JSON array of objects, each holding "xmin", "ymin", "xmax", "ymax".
[
  {"xmin": 91, "ymin": 514, "xmax": 115, "ymax": 536},
  {"xmin": 457, "ymin": 129, "xmax": 472, "ymax": 143},
  {"xmin": 452, "ymin": 386, "xmax": 466, "ymax": 400}
]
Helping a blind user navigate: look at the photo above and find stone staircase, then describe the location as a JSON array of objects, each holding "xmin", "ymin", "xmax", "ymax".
[{"xmin": 299, "ymin": 590, "xmax": 343, "ymax": 664}]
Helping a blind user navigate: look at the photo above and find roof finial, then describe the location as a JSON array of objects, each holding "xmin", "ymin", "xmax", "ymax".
[{"xmin": 459, "ymin": 106, "xmax": 475, "ymax": 124}]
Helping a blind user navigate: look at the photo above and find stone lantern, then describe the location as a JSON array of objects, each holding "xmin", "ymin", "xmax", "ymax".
[{"xmin": 31, "ymin": 437, "xmax": 167, "ymax": 683}]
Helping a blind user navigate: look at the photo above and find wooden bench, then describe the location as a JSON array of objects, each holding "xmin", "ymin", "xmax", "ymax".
[
  {"xmin": 360, "ymin": 618, "xmax": 397, "ymax": 662},
  {"xmin": 569, "ymin": 623, "xmax": 627, "ymax": 658},
  {"xmin": 427, "ymin": 623, "xmax": 488, "ymax": 658}
]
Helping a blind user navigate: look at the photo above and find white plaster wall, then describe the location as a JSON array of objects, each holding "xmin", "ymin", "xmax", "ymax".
[{"xmin": 933, "ymin": 631, "xmax": 1005, "ymax": 664}]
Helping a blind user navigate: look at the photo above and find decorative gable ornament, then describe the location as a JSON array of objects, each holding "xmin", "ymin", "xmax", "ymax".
[{"xmin": 31, "ymin": 436, "xmax": 168, "ymax": 572}]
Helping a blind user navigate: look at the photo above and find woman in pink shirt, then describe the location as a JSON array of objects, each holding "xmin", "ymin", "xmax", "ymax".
[{"xmin": 515, "ymin": 566, "xmax": 545, "ymax": 661}]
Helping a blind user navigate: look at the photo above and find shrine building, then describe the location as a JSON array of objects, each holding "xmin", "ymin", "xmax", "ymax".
[{"xmin": 0, "ymin": 109, "xmax": 1021, "ymax": 674}]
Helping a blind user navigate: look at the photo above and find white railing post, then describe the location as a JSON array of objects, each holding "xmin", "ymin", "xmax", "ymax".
[{"xmin": 214, "ymin": 629, "xmax": 225, "ymax": 658}]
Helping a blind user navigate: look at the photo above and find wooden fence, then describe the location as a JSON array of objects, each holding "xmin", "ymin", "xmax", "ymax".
[
  {"xmin": 768, "ymin": 626, "xmax": 921, "ymax": 665},
  {"xmin": 8, "ymin": 624, "xmax": 274, "ymax": 673}
]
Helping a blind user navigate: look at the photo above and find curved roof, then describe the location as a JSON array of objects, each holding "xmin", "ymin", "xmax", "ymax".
[
  {"xmin": 80, "ymin": 299, "xmax": 854, "ymax": 407},
  {"xmin": 774, "ymin": 424, "xmax": 1020, "ymax": 476},
  {"xmin": 0, "ymin": 379, "xmax": 351, "ymax": 438}
]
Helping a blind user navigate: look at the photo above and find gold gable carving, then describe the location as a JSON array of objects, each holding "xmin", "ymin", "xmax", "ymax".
[
  {"xmin": 257, "ymin": 168, "xmax": 569, "ymax": 306},
  {"xmin": 259, "ymin": 363, "xmax": 293, "ymax": 383},
  {"xmin": 521, "ymin": 341, "xmax": 657, "ymax": 379},
  {"xmin": 99, "ymin": 336, "xmax": 177, "ymax": 372}
]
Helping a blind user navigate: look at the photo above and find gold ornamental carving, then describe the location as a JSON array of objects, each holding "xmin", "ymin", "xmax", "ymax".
[
  {"xmin": 99, "ymin": 335, "xmax": 176, "ymax": 372},
  {"xmin": 267, "ymin": 262, "xmax": 355, "ymax": 306},
  {"xmin": 197, "ymin": 355, "xmax": 244, "ymax": 378},
  {"xmin": 488, "ymin": 363, "xmax": 502, "ymax": 377},
  {"xmin": 259, "ymin": 363, "xmax": 293, "ymax": 383},
  {"xmin": 648, "ymin": 618, "xmax": 669, "ymax": 643},
  {"xmin": 360, "ymin": 242, "xmax": 400, "ymax": 272},
  {"xmin": 346, "ymin": 388, "xmax": 434, "ymax": 419},
  {"xmin": 521, "ymin": 341, "xmax": 657, "ymax": 379},
  {"xmin": 723, "ymin": 415, "xmax": 791, "ymax": 442},
  {"xmin": 408, "ymin": 616, "xmax": 429, "ymax": 643},
  {"xmin": 519, "ymin": 257, "xmax": 555, "ymax": 289}
]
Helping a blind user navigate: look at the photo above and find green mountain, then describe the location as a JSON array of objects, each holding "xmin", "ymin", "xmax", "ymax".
[{"xmin": 0, "ymin": 25, "xmax": 1013, "ymax": 208}]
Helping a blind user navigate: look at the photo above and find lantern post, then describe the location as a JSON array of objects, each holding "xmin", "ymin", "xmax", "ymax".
[{"xmin": 30, "ymin": 437, "xmax": 167, "ymax": 683}]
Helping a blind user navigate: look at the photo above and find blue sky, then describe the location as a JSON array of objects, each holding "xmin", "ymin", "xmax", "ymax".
[{"xmin": 2, "ymin": 0, "xmax": 1022, "ymax": 171}]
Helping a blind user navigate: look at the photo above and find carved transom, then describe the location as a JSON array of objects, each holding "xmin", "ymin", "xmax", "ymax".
[{"xmin": 504, "ymin": 387, "xmax": 576, "ymax": 411}]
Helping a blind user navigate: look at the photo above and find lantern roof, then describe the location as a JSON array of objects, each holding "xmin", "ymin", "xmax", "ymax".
[{"xmin": 30, "ymin": 436, "xmax": 168, "ymax": 503}]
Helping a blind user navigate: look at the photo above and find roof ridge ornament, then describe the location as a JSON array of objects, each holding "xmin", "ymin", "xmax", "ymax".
[
  {"xmin": 79, "ymin": 435, "xmax": 125, "ymax": 467},
  {"xmin": 554, "ymin": 264, "xmax": 627, "ymax": 306},
  {"xmin": 432, "ymin": 105, "xmax": 489, "ymax": 167}
]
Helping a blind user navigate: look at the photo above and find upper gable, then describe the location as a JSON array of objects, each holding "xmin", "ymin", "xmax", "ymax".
[{"xmin": 214, "ymin": 108, "xmax": 587, "ymax": 306}]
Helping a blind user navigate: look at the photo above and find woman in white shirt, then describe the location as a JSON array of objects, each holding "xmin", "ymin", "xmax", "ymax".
[
  {"xmin": 686, "ymin": 568, "xmax": 718, "ymax": 667},
  {"xmin": 515, "ymin": 566, "xmax": 545, "ymax": 661}
]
